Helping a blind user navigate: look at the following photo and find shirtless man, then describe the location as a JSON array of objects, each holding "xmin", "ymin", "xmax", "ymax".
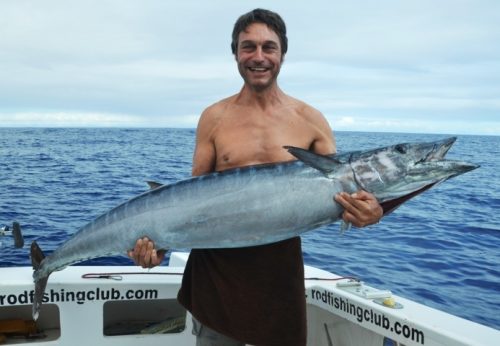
[{"xmin": 129, "ymin": 9, "xmax": 382, "ymax": 345}]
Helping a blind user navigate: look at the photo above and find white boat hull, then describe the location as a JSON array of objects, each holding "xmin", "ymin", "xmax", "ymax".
[{"xmin": 1, "ymin": 252, "xmax": 499, "ymax": 346}]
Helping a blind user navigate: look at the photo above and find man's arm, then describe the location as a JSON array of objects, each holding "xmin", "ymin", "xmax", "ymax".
[
  {"xmin": 308, "ymin": 108, "xmax": 383, "ymax": 228},
  {"xmin": 191, "ymin": 108, "xmax": 217, "ymax": 176},
  {"xmin": 308, "ymin": 108, "xmax": 336, "ymax": 155}
]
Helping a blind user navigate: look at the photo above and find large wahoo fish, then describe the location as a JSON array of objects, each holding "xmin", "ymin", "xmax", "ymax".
[{"xmin": 30, "ymin": 137, "xmax": 478, "ymax": 319}]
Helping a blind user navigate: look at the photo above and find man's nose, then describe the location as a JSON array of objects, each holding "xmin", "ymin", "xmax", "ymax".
[{"xmin": 252, "ymin": 47, "xmax": 264, "ymax": 62}]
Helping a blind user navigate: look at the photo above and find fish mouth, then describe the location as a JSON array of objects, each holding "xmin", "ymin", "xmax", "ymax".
[
  {"xmin": 379, "ymin": 137, "xmax": 479, "ymax": 214},
  {"xmin": 381, "ymin": 160, "xmax": 479, "ymax": 214},
  {"xmin": 411, "ymin": 159, "xmax": 480, "ymax": 180},
  {"xmin": 408, "ymin": 137, "xmax": 457, "ymax": 163},
  {"xmin": 380, "ymin": 182, "xmax": 438, "ymax": 215},
  {"xmin": 409, "ymin": 137, "xmax": 479, "ymax": 175},
  {"xmin": 427, "ymin": 137, "xmax": 456, "ymax": 160}
]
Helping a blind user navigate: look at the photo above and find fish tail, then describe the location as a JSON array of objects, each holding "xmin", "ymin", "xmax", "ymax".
[{"xmin": 30, "ymin": 241, "xmax": 49, "ymax": 321}]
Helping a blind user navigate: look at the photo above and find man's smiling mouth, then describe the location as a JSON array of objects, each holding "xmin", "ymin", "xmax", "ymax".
[{"xmin": 248, "ymin": 67, "xmax": 269, "ymax": 72}]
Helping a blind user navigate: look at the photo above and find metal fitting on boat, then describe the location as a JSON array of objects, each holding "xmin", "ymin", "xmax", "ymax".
[{"xmin": 0, "ymin": 222, "xmax": 24, "ymax": 248}]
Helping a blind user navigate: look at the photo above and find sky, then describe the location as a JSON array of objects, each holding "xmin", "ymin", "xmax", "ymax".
[{"xmin": 0, "ymin": 0, "xmax": 499, "ymax": 135}]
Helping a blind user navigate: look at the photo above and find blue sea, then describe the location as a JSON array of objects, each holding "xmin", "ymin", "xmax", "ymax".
[{"xmin": 0, "ymin": 128, "xmax": 499, "ymax": 330}]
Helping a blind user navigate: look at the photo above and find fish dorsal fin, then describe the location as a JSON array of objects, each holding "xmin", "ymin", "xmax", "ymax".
[
  {"xmin": 146, "ymin": 181, "xmax": 163, "ymax": 190},
  {"xmin": 284, "ymin": 146, "xmax": 341, "ymax": 175}
]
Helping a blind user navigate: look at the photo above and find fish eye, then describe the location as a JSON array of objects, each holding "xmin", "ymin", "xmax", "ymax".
[{"xmin": 395, "ymin": 144, "xmax": 407, "ymax": 154}]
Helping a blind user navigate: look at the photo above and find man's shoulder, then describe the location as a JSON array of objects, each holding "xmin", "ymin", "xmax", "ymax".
[
  {"xmin": 201, "ymin": 95, "xmax": 238, "ymax": 118},
  {"xmin": 285, "ymin": 95, "xmax": 333, "ymax": 145},
  {"xmin": 286, "ymin": 95, "xmax": 325, "ymax": 122},
  {"xmin": 197, "ymin": 95, "xmax": 239, "ymax": 133}
]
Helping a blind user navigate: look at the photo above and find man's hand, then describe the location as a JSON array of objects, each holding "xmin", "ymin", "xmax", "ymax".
[
  {"xmin": 335, "ymin": 190, "xmax": 383, "ymax": 228},
  {"xmin": 127, "ymin": 237, "xmax": 165, "ymax": 268}
]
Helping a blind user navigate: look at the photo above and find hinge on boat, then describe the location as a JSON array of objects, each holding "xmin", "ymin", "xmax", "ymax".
[{"xmin": 0, "ymin": 222, "xmax": 24, "ymax": 248}]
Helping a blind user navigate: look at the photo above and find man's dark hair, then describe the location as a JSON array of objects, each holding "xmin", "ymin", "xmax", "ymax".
[{"xmin": 231, "ymin": 8, "xmax": 288, "ymax": 56}]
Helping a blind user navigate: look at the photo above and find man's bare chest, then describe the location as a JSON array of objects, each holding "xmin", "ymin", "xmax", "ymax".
[{"xmin": 213, "ymin": 120, "xmax": 313, "ymax": 170}]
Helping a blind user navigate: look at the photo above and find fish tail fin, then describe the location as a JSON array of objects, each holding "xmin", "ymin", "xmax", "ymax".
[{"xmin": 30, "ymin": 241, "xmax": 49, "ymax": 321}]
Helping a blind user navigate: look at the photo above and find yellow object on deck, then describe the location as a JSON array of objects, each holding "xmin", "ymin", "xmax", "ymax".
[{"xmin": 0, "ymin": 319, "xmax": 37, "ymax": 344}]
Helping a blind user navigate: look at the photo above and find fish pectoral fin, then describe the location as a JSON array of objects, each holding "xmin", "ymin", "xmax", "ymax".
[
  {"xmin": 339, "ymin": 220, "xmax": 352, "ymax": 234},
  {"xmin": 284, "ymin": 146, "xmax": 341, "ymax": 176},
  {"xmin": 146, "ymin": 181, "xmax": 164, "ymax": 190}
]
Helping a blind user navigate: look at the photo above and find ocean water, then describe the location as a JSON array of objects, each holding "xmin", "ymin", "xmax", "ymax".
[{"xmin": 0, "ymin": 128, "xmax": 499, "ymax": 330}]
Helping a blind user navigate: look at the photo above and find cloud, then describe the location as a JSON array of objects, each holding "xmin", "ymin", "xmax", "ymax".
[
  {"xmin": 0, "ymin": 0, "xmax": 499, "ymax": 135},
  {"xmin": 327, "ymin": 114, "xmax": 499, "ymax": 135},
  {"xmin": 0, "ymin": 111, "xmax": 200, "ymax": 128}
]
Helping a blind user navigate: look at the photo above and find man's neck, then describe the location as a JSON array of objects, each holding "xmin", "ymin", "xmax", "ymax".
[{"xmin": 236, "ymin": 83, "xmax": 286, "ymax": 110}]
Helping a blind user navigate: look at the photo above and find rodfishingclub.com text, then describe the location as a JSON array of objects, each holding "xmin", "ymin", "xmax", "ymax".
[{"xmin": 1, "ymin": 287, "xmax": 159, "ymax": 306}]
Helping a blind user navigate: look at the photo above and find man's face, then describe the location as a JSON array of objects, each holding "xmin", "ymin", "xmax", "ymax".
[{"xmin": 236, "ymin": 23, "xmax": 283, "ymax": 91}]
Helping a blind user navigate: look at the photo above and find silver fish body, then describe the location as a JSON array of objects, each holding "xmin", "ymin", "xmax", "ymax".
[
  {"xmin": 35, "ymin": 161, "xmax": 341, "ymax": 278},
  {"xmin": 30, "ymin": 137, "xmax": 479, "ymax": 319}
]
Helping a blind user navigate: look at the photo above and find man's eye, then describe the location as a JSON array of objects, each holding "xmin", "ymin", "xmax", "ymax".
[
  {"xmin": 263, "ymin": 45, "xmax": 277, "ymax": 51},
  {"xmin": 240, "ymin": 44, "xmax": 255, "ymax": 51}
]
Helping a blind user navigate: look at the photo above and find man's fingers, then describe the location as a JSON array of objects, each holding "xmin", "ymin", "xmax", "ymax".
[
  {"xmin": 150, "ymin": 249, "xmax": 158, "ymax": 266},
  {"xmin": 127, "ymin": 237, "xmax": 166, "ymax": 268},
  {"xmin": 132, "ymin": 238, "xmax": 146, "ymax": 260},
  {"xmin": 128, "ymin": 237, "xmax": 154, "ymax": 267},
  {"xmin": 139, "ymin": 238, "xmax": 149, "ymax": 258},
  {"xmin": 341, "ymin": 209, "xmax": 361, "ymax": 227},
  {"xmin": 335, "ymin": 192, "xmax": 364, "ymax": 217},
  {"xmin": 335, "ymin": 191, "xmax": 383, "ymax": 227},
  {"xmin": 350, "ymin": 190, "xmax": 373, "ymax": 201},
  {"xmin": 142, "ymin": 244, "xmax": 153, "ymax": 267}
]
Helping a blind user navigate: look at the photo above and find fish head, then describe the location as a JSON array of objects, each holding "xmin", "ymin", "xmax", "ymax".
[{"xmin": 349, "ymin": 137, "xmax": 479, "ymax": 210}]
